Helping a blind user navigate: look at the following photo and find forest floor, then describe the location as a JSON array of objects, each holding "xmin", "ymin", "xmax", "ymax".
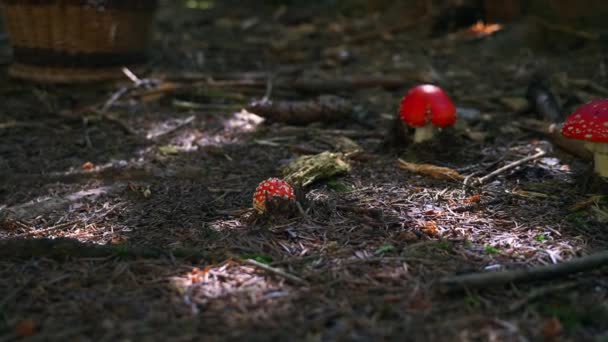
[{"xmin": 1, "ymin": 1, "xmax": 607, "ymax": 341}]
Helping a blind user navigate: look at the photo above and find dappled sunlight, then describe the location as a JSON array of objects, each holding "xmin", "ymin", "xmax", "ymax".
[
  {"xmin": 141, "ymin": 109, "xmax": 264, "ymax": 155},
  {"xmin": 2, "ymin": 0, "xmax": 608, "ymax": 340},
  {"xmin": 222, "ymin": 109, "xmax": 265, "ymax": 134},
  {"xmin": 324, "ymin": 151, "xmax": 595, "ymax": 272},
  {"xmin": 169, "ymin": 260, "xmax": 295, "ymax": 322}
]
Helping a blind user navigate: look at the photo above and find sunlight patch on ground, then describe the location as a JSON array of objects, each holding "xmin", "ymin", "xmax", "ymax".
[
  {"xmin": 222, "ymin": 109, "xmax": 265, "ymax": 135},
  {"xmin": 144, "ymin": 109, "xmax": 264, "ymax": 155},
  {"xmin": 342, "ymin": 173, "xmax": 588, "ymax": 268},
  {"xmin": 170, "ymin": 260, "xmax": 292, "ymax": 319}
]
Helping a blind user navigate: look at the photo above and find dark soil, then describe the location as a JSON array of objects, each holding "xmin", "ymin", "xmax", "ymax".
[{"xmin": 1, "ymin": 1, "xmax": 607, "ymax": 341}]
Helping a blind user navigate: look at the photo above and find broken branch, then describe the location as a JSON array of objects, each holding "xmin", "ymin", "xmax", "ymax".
[
  {"xmin": 438, "ymin": 250, "xmax": 608, "ymax": 293},
  {"xmin": 475, "ymin": 150, "xmax": 547, "ymax": 186}
]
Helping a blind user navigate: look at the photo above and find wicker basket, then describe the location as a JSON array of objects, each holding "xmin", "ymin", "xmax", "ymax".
[{"xmin": 0, "ymin": 0, "xmax": 157, "ymax": 83}]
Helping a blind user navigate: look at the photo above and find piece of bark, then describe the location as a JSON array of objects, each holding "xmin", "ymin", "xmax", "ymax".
[
  {"xmin": 282, "ymin": 151, "xmax": 351, "ymax": 187},
  {"xmin": 438, "ymin": 250, "xmax": 608, "ymax": 293},
  {"xmin": 246, "ymin": 95, "xmax": 352, "ymax": 125}
]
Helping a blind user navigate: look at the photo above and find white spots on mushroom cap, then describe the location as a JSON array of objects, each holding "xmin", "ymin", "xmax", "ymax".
[{"xmin": 561, "ymin": 99, "xmax": 608, "ymax": 142}]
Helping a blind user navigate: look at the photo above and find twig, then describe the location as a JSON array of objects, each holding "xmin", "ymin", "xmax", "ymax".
[
  {"xmin": 516, "ymin": 119, "xmax": 593, "ymax": 161},
  {"xmin": 97, "ymin": 111, "xmax": 139, "ymax": 135},
  {"xmin": 121, "ymin": 67, "xmax": 142, "ymax": 84},
  {"xmin": 243, "ymin": 258, "xmax": 308, "ymax": 285},
  {"xmin": 262, "ymin": 72, "xmax": 274, "ymax": 102},
  {"xmin": 296, "ymin": 201, "xmax": 310, "ymax": 222},
  {"xmin": 82, "ymin": 117, "xmax": 93, "ymax": 148},
  {"xmin": 145, "ymin": 115, "xmax": 195, "ymax": 140},
  {"xmin": 14, "ymin": 221, "xmax": 77, "ymax": 238},
  {"xmin": 100, "ymin": 86, "xmax": 131, "ymax": 113},
  {"xmin": 100, "ymin": 68, "xmax": 157, "ymax": 113},
  {"xmin": 438, "ymin": 250, "xmax": 608, "ymax": 293},
  {"xmin": 474, "ymin": 150, "xmax": 547, "ymax": 186}
]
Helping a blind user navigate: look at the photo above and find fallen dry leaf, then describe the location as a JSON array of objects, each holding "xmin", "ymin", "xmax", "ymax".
[
  {"xmin": 81, "ymin": 161, "xmax": 94, "ymax": 170},
  {"xmin": 541, "ymin": 317, "xmax": 563, "ymax": 341},
  {"xmin": 397, "ymin": 159, "xmax": 464, "ymax": 181},
  {"xmin": 15, "ymin": 319, "xmax": 36, "ymax": 338},
  {"xmin": 421, "ymin": 221, "xmax": 440, "ymax": 237},
  {"xmin": 463, "ymin": 194, "xmax": 482, "ymax": 204}
]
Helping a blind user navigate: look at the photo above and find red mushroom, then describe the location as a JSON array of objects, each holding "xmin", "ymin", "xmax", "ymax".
[
  {"xmin": 562, "ymin": 99, "xmax": 608, "ymax": 177},
  {"xmin": 399, "ymin": 84, "xmax": 457, "ymax": 143},
  {"xmin": 253, "ymin": 178, "xmax": 296, "ymax": 213}
]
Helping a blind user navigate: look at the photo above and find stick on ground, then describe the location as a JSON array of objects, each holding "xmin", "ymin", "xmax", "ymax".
[
  {"xmin": 474, "ymin": 150, "xmax": 547, "ymax": 186},
  {"xmin": 438, "ymin": 250, "xmax": 608, "ymax": 293},
  {"xmin": 244, "ymin": 258, "xmax": 308, "ymax": 285}
]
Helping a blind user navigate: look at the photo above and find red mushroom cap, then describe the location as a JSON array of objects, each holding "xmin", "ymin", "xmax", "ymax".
[
  {"xmin": 253, "ymin": 178, "xmax": 295, "ymax": 212},
  {"xmin": 562, "ymin": 99, "xmax": 608, "ymax": 142},
  {"xmin": 399, "ymin": 84, "xmax": 457, "ymax": 128}
]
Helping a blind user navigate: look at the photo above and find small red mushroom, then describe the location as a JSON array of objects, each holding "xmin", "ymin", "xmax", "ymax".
[
  {"xmin": 253, "ymin": 178, "xmax": 296, "ymax": 213},
  {"xmin": 562, "ymin": 99, "xmax": 608, "ymax": 177},
  {"xmin": 399, "ymin": 84, "xmax": 457, "ymax": 143}
]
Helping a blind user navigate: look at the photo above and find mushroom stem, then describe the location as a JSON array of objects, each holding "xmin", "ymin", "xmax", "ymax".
[
  {"xmin": 585, "ymin": 142, "xmax": 608, "ymax": 177},
  {"xmin": 594, "ymin": 153, "xmax": 608, "ymax": 177},
  {"xmin": 413, "ymin": 125, "xmax": 435, "ymax": 143}
]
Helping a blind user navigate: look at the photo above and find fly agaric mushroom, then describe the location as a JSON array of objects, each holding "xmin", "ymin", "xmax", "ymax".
[
  {"xmin": 562, "ymin": 99, "xmax": 608, "ymax": 177},
  {"xmin": 253, "ymin": 178, "xmax": 296, "ymax": 213},
  {"xmin": 399, "ymin": 84, "xmax": 457, "ymax": 143}
]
